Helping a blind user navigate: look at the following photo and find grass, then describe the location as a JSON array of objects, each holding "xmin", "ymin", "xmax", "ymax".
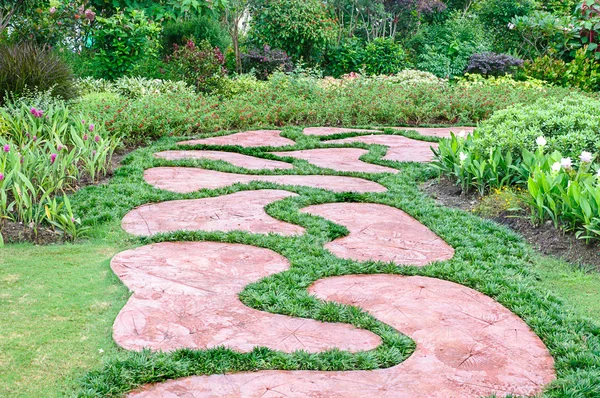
[{"xmin": 2, "ymin": 126, "xmax": 600, "ymax": 397}]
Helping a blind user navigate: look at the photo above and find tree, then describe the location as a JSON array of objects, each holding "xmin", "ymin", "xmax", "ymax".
[{"xmin": 222, "ymin": 0, "xmax": 249, "ymax": 73}]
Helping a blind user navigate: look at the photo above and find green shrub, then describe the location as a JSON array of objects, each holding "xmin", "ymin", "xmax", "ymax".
[
  {"xmin": 473, "ymin": 94, "xmax": 600, "ymax": 158},
  {"xmin": 161, "ymin": 16, "xmax": 230, "ymax": 55},
  {"xmin": 524, "ymin": 48, "xmax": 600, "ymax": 91},
  {"xmin": 325, "ymin": 38, "xmax": 409, "ymax": 77},
  {"xmin": 77, "ymin": 77, "xmax": 194, "ymax": 98},
  {"xmin": 92, "ymin": 10, "xmax": 162, "ymax": 80},
  {"xmin": 476, "ymin": 0, "xmax": 537, "ymax": 52},
  {"xmin": 0, "ymin": 42, "xmax": 77, "ymax": 105},
  {"xmin": 167, "ymin": 39, "xmax": 227, "ymax": 93}
]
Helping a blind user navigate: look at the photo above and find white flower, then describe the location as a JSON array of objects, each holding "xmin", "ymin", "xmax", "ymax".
[
  {"xmin": 459, "ymin": 152, "xmax": 468, "ymax": 163},
  {"xmin": 536, "ymin": 136, "xmax": 547, "ymax": 147},
  {"xmin": 560, "ymin": 158, "xmax": 572, "ymax": 170},
  {"xmin": 457, "ymin": 130, "xmax": 467, "ymax": 139},
  {"xmin": 551, "ymin": 162, "xmax": 562, "ymax": 173},
  {"xmin": 507, "ymin": 23, "xmax": 516, "ymax": 30},
  {"xmin": 580, "ymin": 151, "xmax": 593, "ymax": 163},
  {"xmin": 98, "ymin": 349, "xmax": 104, "ymax": 354},
  {"xmin": 597, "ymin": 169, "xmax": 600, "ymax": 180}
]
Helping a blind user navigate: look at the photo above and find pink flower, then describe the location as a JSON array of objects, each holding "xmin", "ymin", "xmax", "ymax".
[
  {"xmin": 3, "ymin": 144, "xmax": 9, "ymax": 152},
  {"xmin": 82, "ymin": 120, "xmax": 86, "ymax": 124},
  {"xmin": 49, "ymin": 6, "xmax": 56, "ymax": 13},
  {"xmin": 30, "ymin": 107, "xmax": 43, "ymax": 118},
  {"xmin": 83, "ymin": 134, "xmax": 88, "ymax": 141},
  {"xmin": 89, "ymin": 124, "xmax": 95, "ymax": 132},
  {"xmin": 50, "ymin": 153, "xmax": 57, "ymax": 164},
  {"xmin": 0, "ymin": 173, "xmax": 4, "ymax": 181},
  {"xmin": 32, "ymin": 136, "xmax": 37, "ymax": 142},
  {"xmin": 57, "ymin": 144, "xmax": 64, "ymax": 151},
  {"xmin": 94, "ymin": 135, "xmax": 100, "ymax": 142}
]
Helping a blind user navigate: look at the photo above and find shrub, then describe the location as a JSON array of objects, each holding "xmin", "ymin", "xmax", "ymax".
[
  {"xmin": 325, "ymin": 38, "xmax": 409, "ymax": 77},
  {"xmin": 92, "ymin": 10, "xmax": 162, "ymax": 80},
  {"xmin": 241, "ymin": 46, "xmax": 294, "ymax": 80},
  {"xmin": 0, "ymin": 42, "xmax": 77, "ymax": 105},
  {"xmin": 476, "ymin": 0, "xmax": 538, "ymax": 52},
  {"xmin": 167, "ymin": 39, "xmax": 227, "ymax": 93},
  {"xmin": 161, "ymin": 16, "xmax": 231, "ymax": 56},
  {"xmin": 465, "ymin": 52, "xmax": 524, "ymax": 76},
  {"xmin": 524, "ymin": 48, "xmax": 600, "ymax": 91},
  {"xmin": 77, "ymin": 77, "xmax": 194, "ymax": 98}
]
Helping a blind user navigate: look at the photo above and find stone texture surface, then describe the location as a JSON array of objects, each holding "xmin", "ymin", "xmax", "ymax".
[
  {"xmin": 301, "ymin": 203, "xmax": 454, "ymax": 265},
  {"xmin": 112, "ymin": 242, "xmax": 381, "ymax": 353},
  {"xmin": 303, "ymin": 127, "xmax": 382, "ymax": 136},
  {"xmin": 178, "ymin": 130, "xmax": 295, "ymax": 148},
  {"xmin": 393, "ymin": 126, "xmax": 476, "ymax": 138},
  {"xmin": 154, "ymin": 151, "xmax": 294, "ymax": 170},
  {"xmin": 122, "ymin": 190, "xmax": 304, "ymax": 237},
  {"xmin": 325, "ymin": 134, "xmax": 438, "ymax": 162},
  {"xmin": 130, "ymin": 275, "xmax": 555, "ymax": 398},
  {"xmin": 144, "ymin": 167, "xmax": 387, "ymax": 194},
  {"xmin": 271, "ymin": 148, "xmax": 398, "ymax": 173}
]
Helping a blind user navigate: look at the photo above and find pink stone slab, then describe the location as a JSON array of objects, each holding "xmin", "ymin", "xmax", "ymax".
[
  {"xmin": 300, "ymin": 203, "xmax": 454, "ymax": 265},
  {"xmin": 154, "ymin": 151, "xmax": 293, "ymax": 171},
  {"xmin": 130, "ymin": 275, "xmax": 555, "ymax": 398},
  {"xmin": 271, "ymin": 148, "xmax": 398, "ymax": 174},
  {"xmin": 112, "ymin": 242, "xmax": 381, "ymax": 353},
  {"xmin": 122, "ymin": 190, "xmax": 304, "ymax": 237},
  {"xmin": 325, "ymin": 134, "xmax": 438, "ymax": 162},
  {"xmin": 144, "ymin": 167, "xmax": 387, "ymax": 194},
  {"xmin": 393, "ymin": 126, "xmax": 476, "ymax": 138},
  {"xmin": 303, "ymin": 127, "xmax": 382, "ymax": 136},
  {"xmin": 178, "ymin": 130, "xmax": 295, "ymax": 148}
]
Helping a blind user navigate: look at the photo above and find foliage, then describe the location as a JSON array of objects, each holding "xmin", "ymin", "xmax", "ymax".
[
  {"xmin": 465, "ymin": 52, "xmax": 524, "ymax": 76},
  {"xmin": 88, "ymin": 0, "xmax": 226, "ymax": 21},
  {"xmin": 248, "ymin": 0, "xmax": 337, "ymax": 61},
  {"xmin": 540, "ymin": 0, "xmax": 579, "ymax": 14},
  {"xmin": 241, "ymin": 46, "xmax": 294, "ymax": 80},
  {"xmin": 161, "ymin": 15, "xmax": 230, "ymax": 55},
  {"xmin": 525, "ymin": 47, "xmax": 600, "ymax": 91},
  {"xmin": 409, "ymin": 13, "xmax": 491, "ymax": 78},
  {"xmin": 167, "ymin": 39, "xmax": 227, "ymax": 93},
  {"xmin": 77, "ymin": 76, "xmax": 194, "ymax": 98},
  {"xmin": 92, "ymin": 10, "xmax": 162, "ymax": 80},
  {"xmin": 475, "ymin": 0, "xmax": 537, "ymax": 52},
  {"xmin": 0, "ymin": 42, "xmax": 77, "ymax": 105},
  {"xmin": 455, "ymin": 73, "xmax": 546, "ymax": 88}
]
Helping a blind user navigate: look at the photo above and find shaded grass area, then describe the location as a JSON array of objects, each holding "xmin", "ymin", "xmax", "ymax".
[{"xmin": 2, "ymin": 126, "xmax": 600, "ymax": 396}]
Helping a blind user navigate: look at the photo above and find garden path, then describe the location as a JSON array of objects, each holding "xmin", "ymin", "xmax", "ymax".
[{"xmin": 112, "ymin": 128, "xmax": 555, "ymax": 397}]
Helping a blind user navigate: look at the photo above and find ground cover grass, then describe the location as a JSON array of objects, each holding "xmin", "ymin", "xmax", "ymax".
[{"xmin": 2, "ymin": 126, "xmax": 600, "ymax": 397}]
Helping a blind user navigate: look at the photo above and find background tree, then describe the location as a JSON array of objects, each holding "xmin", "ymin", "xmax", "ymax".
[{"xmin": 221, "ymin": 0, "xmax": 249, "ymax": 73}]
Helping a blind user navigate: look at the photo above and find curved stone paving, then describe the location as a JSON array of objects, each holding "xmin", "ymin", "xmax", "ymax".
[
  {"xmin": 393, "ymin": 126, "xmax": 476, "ymax": 138},
  {"xmin": 303, "ymin": 127, "xmax": 382, "ymax": 136},
  {"xmin": 271, "ymin": 148, "xmax": 398, "ymax": 174},
  {"xmin": 144, "ymin": 167, "xmax": 387, "ymax": 193},
  {"xmin": 155, "ymin": 151, "xmax": 294, "ymax": 170},
  {"xmin": 300, "ymin": 203, "xmax": 454, "ymax": 265},
  {"xmin": 178, "ymin": 130, "xmax": 295, "ymax": 148},
  {"xmin": 110, "ymin": 126, "xmax": 556, "ymax": 397},
  {"xmin": 325, "ymin": 135, "xmax": 438, "ymax": 162},
  {"xmin": 129, "ymin": 274, "xmax": 554, "ymax": 397},
  {"xmin": 112, "ymin": 242, "xmax": 381, "ymax": 353},
  {"xmin": 122, "ymin": 190, "xmax": 304, "ymax": 237}
]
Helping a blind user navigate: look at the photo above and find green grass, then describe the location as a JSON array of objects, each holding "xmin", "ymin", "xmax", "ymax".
[{"xmin": 2, "ymin": 126, "xmax": 600, "ymax": 397}]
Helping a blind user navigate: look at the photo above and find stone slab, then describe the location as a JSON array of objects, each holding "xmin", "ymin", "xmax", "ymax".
[
  {"xmin": 178, "ymin": 130, "xmax": 295, "ymax": 148},
  {"xmin": 271, "ymin": 148, "xmax": 398, "ymax": 174},
  {"xmin": 393, "ymin": 126, "xmax": 476, "ymax": 138},
  {"xmin": 144, "ymin": 167, "xmax": 387, "ymax": 194},
  {"xmin": 301, "ymin": 203, "xmax": 454, "ymax": 265},
  {"xmin": 303, "ymin": 127, "xmax": 382, "ymax": 136},
  {"xmin": 112, "ymin": 242, "xmax": 382, "ymax": 353},
  {"xmin": 122, "ymin": 190, "xmax": 304, "ymax": 237},
  {"xmin": 130, "ymin": 275, "xmax": 555, "ymax": 398},
  {"xmin": 154, "ymin": 151, "xmax": 293, "ymax": 170},
  {"xmin": 325, "ymin": 135, "xmax": 438, "ymax": 162}
]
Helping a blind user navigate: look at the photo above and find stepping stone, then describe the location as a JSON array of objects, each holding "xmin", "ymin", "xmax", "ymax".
[
  {"xmin": 393, "ymin": 126, "xmax": 476, "ymax": 138},
  {"xmin": 178, "ymin": 130, "xmax": 294, "ymax": 148},
  {"xmin": 300, "ymin": 203, "xmax": 454, "ymax": 265},
  {"xmin": 112, "ymin": 242, "xmax": 381, "ymax": 353},
  {"xmin": 154, "ymin": 151, "xmax": 293, "ymax": 170},
  {"xmin": 122, "ymin": 190, "xmax": 304, "ymax": 237},
  {"xmin": 130, "ymin": 275, "xmax": 555, "ymax": 397},
  {"xmin": 144, "ymin": 167, "xmax": 387, "ymax": 194},
  {"xmin": 271, "ymin": 148, "xmax": 398, "ymax": 174},
  {"xmin": 325, "ymin": 135, "xmax": 438, "ymax": 162},
  {"xmin": 303, "ymin": 127, "xmax": 382, "ymax": 136}
]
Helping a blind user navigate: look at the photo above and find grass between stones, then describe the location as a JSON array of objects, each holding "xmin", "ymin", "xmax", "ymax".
[{"xmin": 2, "ymin": 127, "xmax": 600, "ymax": 397}]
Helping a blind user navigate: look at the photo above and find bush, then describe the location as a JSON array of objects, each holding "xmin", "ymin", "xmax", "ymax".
[
  {"xmin": 92, "ymin": 10, "xmax": 162, "ymax": 80},
  {"xmin": 524, "ymin": 48, "xmax": 600, "ymax": 91},
  {"xmin": 167, "ymin": 39, "xmax": 227, "ymax": 93},
  {"xmin": 325, "ymin": 38, "xmax": 409, "ymax": 77},
  {"xmin": 0, "ymin": 42, "xmax": 77, "ymax": 105},
  {"xmin": 466, "ymin": 52, "xmax": 524, "ymax": 76},
  {"xmin": 241, "ymin": 46, "xmax": 294, "ymax": 80},
  {"xmin": 476, "ymin": 0, "xmax": 538, "ymax": 52},
  {"xmin": 161, "ymin": 16, "xmax": 230, "ymax": 56},
  {"xmin": 473, "ymin": 94, "xmax": 600, "ymax": 158}
]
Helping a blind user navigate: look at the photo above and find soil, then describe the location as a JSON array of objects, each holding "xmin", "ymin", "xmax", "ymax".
[{"xmin": 421, "ymin": 178, "xmax": 600, "ymax": 271}]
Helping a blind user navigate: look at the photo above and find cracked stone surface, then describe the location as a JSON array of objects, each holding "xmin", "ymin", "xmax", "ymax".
[
  {"xmin": 129, "ymin": 275, "xmax": 555, "ymax": 398},
  {"xmin": 122, "ymin": 190, "xmax": 304, "ymax": 237},
  {"xmin": 154, "ymin": 151, "xmax": 294, "ymax": 170},
  {"xmin": 300, "ymin": 203, "xmax": 454, "ymax": 265},
  {"xmin": 144, "ymin": 167, "xmax": 387, "ymax": 193},
  {"xmin": 393, "ymin": 126, "xmax": 476, "ymax": 138},
  {"xmin": 303, "ymin": 127, "xmax": 382, "ymax": 136},
  {"xmin": 112, "ymin": 242, "xmax": 382, "ymax": 353},
  {"xmin": 178, "ymin": 130, "xmax": 295, "ymax": 148},
  {"xmin": 271, "ymin": 148, "xmax": 398, "ymax": 173},
  {"xmin": 325, "ymin": 135, "xmax": 438, "ymax": 162}
]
